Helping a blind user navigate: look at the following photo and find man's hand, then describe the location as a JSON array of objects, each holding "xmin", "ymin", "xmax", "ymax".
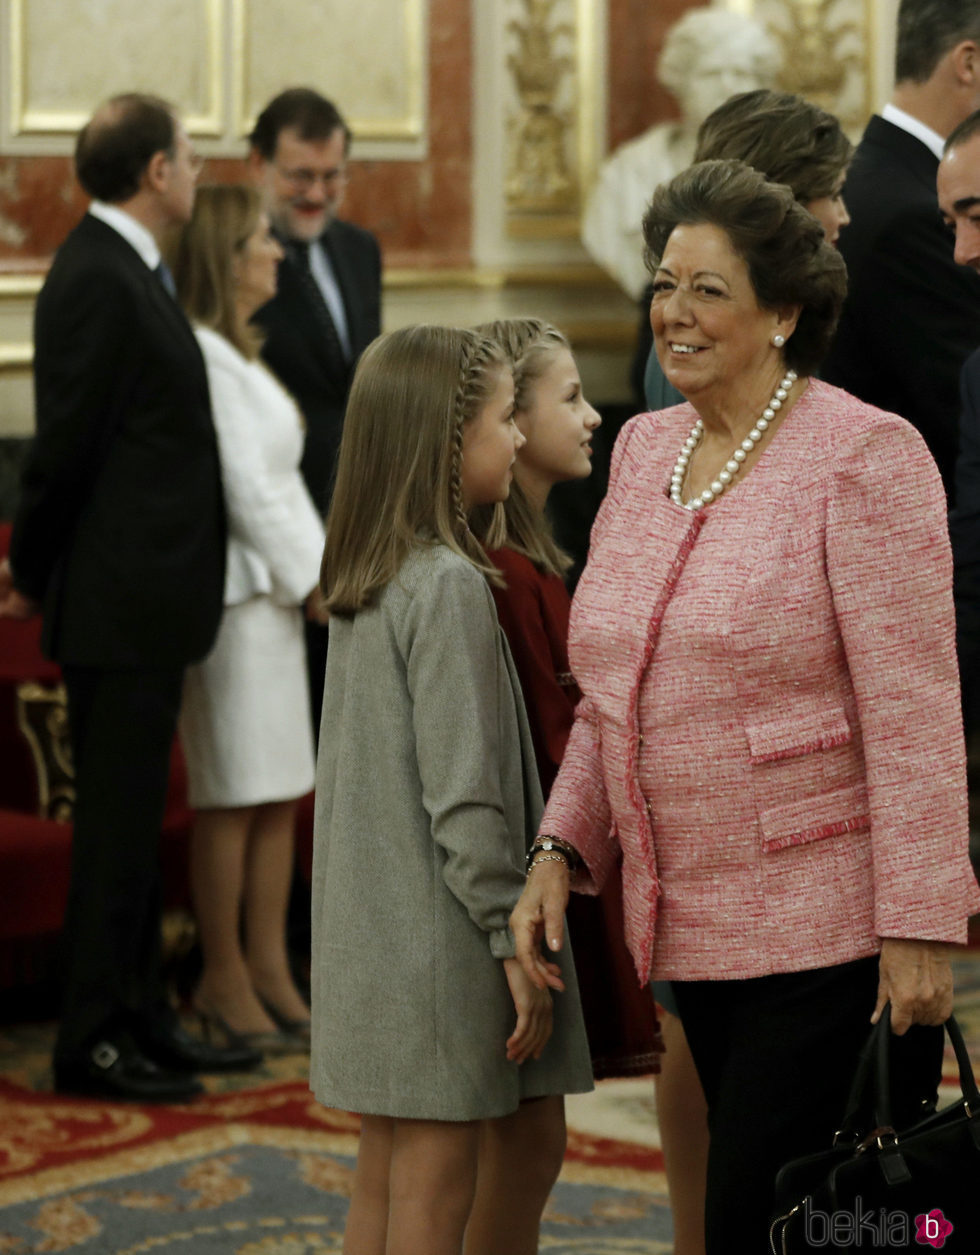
[{"xmin": 0, "ymin": 558, "xmax": 39, "ymax": 619}]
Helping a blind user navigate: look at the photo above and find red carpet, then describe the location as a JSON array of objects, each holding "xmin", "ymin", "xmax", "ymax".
[
  {"xmin": 0, "ymin": 1074, "xmax": 662, "ymax": 1205},
  {"xmin": 3, "ymin": 952, "xmax": 979, "ymax": 1252},
  {"xmin": 0, "ymin": 1043, "xmax": 671, "ymax": 1253},
  {"xmin": 0, "ymin": 1078, "xmax": 357, "ymax": 1200}
]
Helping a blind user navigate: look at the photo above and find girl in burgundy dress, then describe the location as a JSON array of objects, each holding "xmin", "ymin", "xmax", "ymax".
[{"xmin": 475, "ymin": 318, "xmax": 663, "ymax": 1079}]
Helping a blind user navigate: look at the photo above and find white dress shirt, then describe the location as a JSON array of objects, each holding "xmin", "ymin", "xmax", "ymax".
[
  {"xmin": 881, "ymin": 103, "xmax": 945, "ymax": 162},
  {"xmin": 88, "ymin": 200, "xmax": 161, "ymax": 269},
  {"xmin": 308, "ymin": 238, "xmax": 352, "ymax": 359}
]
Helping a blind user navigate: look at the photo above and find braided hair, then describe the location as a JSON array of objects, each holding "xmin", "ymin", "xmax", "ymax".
[
  {"xmin": 471, "ymin": 318, "xmax": 574, "ymax": 577},
  {"xmin": 448, "ymin": 331, "xmax": 510, "ymax": 568},
  {"xmin": 321, "ymin": 325, "xmax": 508, "ymax": 614}
]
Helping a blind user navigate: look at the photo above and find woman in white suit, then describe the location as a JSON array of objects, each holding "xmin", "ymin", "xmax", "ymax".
[{"xmin": 172, "ymin": 185, "xmax": 326, "ymax": 1050}]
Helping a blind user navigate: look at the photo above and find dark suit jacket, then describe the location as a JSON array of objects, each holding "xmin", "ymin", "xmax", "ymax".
[
  {"xmin": 254, "ymin": 217, "xmax": 381, "ymax": 514},
  {"xmin": 950, "ymin": 349, "xmax": 980, "ymax": 724},
  {"xmin": 10, "ymin": 213, "xmax": 225, "ymax": 667},
  {"xmin": 823, "ymin": 115, "xmax": 980, "ymax": 497}
]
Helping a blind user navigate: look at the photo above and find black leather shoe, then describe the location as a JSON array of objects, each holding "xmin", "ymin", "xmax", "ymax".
[
  {"xmin": 54, "ymin": 1040, "xmax": 204, "ymax": 1103},
  {"xmin": 138, "ymin": 1020, "xmax": 263, "ymax": 1073}
]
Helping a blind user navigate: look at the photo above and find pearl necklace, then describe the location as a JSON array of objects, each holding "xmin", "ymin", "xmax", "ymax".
[{"xmin": 669, "ymin": 370, "xmax": 798, "ymax": 510}]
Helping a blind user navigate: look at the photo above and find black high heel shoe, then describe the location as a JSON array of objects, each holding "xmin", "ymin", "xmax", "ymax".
[
  {"xmin": 257, "ymin": 995, "xmax": 312, "ymax": 1047},
  {"xmin": 193, "ymin": 1000, "xmax": 304, "ymax": 1057}
]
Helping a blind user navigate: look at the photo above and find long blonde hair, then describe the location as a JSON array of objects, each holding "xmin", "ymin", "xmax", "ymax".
[
  {"xmin": 322, "ymin": 325, "xmax": 508, "ymax": 615},
  {"xmin": 170, "ymin": 183, "xmax": 263, "ymax": 359},
  {"xmin": 474, "ymin": 318, "xmax": 572, "ymax": 578}
]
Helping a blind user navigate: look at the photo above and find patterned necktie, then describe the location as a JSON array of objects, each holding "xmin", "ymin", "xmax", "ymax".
[{"xmin": 290, "ymin": 240, "xmax": 348, "ymax": 375}]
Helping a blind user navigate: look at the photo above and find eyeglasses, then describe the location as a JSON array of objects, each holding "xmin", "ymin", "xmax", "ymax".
[
  {"xmin": 166, "ymin": 146, "xmax": 205, "ymax": 177},
  {"xmin": 274, "ymin": 163, "xmax": 349, "ymax": 193}
]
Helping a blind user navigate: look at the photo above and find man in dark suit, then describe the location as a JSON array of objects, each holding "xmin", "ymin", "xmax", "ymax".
[
  {"xmin": 940, "ymin": 112, "xmax": 980, "ymax": 733},
  {"xmin": 0, "ymin": 94, "xmax": 258, "ymax": 1099},
  {"xmin": 823, "ymin": 0, "xmax": 980, "ymax": 498},
  {"xmin": 248, "ymin": 88, "xmax": 381, "ymax": 727}
]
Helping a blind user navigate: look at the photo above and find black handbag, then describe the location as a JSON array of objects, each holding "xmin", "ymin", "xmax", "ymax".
[{"xmin": 769, "ymin": 1007, "xmax": 980, "ymax": 1253}]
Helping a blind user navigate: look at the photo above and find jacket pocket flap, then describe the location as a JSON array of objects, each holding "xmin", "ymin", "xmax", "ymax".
[
  {"xmin": 746, "ymin": 707, "xmax": 852, "ymax": 764},
  {"xmin": 760, "ymin": 781, "xmax": 870, "ymax": 853}
]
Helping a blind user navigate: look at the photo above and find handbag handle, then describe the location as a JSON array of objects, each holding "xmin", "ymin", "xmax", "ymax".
[
  {"xmin": 833, "ymin": 1005, "xmax": 980, "ymax": 1143},
  {"xmin": 873, "ymin": 1005, "xmax": 980, "ymax": 1129},
  {"xmin": 832, "ymin": 1015, "xmax": 881, "ymax": 1143}
]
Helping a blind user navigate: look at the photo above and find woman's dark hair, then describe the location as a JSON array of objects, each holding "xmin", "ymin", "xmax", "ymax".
[
  {"xmin": 693, "ymin": 90, "xmax": 852, "ymax": 205},
  {"xmin": 75, "ymin": 93, "xmax": 176, "ymax": 203},
  {"xmin": 641, "ymin": 159, "xmax": 847, "ymax": 376}
]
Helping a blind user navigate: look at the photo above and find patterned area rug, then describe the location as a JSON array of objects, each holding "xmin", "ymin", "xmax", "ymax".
[
  {"xmin": 2, "ymin": 955, "xmax": 980, "ymax": 1255},
  {"xmin": 0, "ymin": 1024, "xmax": 670, "ymax": 1254}
]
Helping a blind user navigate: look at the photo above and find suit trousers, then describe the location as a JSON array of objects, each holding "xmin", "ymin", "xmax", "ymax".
[
  {"xmin": 55, "ymin": 664, "xmax": 184, "ymax": 1059},
  {"xmin": 672, "ymin": 957, "xmax": 944, "ymax": 1255}
]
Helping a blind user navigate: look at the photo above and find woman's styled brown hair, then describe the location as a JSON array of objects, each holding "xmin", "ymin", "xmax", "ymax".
[
  {"xmin": 642, "ymin": 160, "xmax": 847, "ymax": 376},
  {"xmin": 321, "ymin": 325, "xmax": 508, "ymax": 615},
  {"xmin": 693, "ymin": 89, "xmax": 852, "ymax": 206},
  {"xmin": 171, "ymin": 184, "xmax": 263, "ymax": 359},
  {"xmin": 473, "ymin": 318, "xmax": 572, "ymax": 579}
]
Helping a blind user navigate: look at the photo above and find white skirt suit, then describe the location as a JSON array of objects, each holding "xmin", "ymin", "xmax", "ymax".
[{"xmin": 179, "ymin": 326, "xmax": 325, "ymax": 808}]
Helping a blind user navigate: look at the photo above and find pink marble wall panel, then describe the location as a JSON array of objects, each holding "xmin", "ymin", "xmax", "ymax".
[
  {"xmin": 0, "ymin": 0, "xmax": 471, "ymax": 273},
  {"xmin": 607, "ymin": 0, "xmax": 701, "ymax": 150}
]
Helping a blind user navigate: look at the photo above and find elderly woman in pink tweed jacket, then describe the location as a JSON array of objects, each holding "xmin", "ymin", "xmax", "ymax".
[{"xmin": 512, "ymin": 160, "xmax": 980, "ymax": 1254}]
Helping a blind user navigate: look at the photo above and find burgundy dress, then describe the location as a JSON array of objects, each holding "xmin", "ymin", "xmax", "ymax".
[{"xmin": 489, "ymin": 546, "xmax": 663, "ymax": 1077}]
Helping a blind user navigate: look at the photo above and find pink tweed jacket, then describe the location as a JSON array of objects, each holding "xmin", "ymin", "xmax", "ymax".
[{"xmin": 544, "ymin": 380, "xmax": 980, "ymax": 984}]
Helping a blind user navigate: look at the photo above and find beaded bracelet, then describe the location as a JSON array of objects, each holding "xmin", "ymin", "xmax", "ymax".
[
  {"xmin": 527, "ymin": 852, "xmax": 570, "ymax": 875},
  {"xmin": 525, "ymin": 834, "xmax": 582, "ymax": 874}
]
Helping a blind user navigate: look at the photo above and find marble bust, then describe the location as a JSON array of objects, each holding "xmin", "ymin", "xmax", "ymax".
[{"xmin": 582, "ymin": 8, "xmax": 781, "ymax": 299}]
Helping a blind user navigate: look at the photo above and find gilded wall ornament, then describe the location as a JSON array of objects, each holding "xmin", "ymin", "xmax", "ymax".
[
  {"xmin": 15, "ymin": 681, "xmax": 75, "ymax": 821},
  {"xmin": 505, "ymin": 0, "xmax": 577, "ymax": 216},
  {"xmin": 752, "ymin": 0, "xmax": 868, "ymax": 128}
]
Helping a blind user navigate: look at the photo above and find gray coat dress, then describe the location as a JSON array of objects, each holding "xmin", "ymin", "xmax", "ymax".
[{"xmin": 310, "ymin": 545, "xmax": 593, "ymax": 1120}]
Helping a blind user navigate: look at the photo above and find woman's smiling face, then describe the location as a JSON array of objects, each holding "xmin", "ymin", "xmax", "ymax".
[{"xmin": 650, "ymin": 222, "xmax": 795, "ymax": 404}]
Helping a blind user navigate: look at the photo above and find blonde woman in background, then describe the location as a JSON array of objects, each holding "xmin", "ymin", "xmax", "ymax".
[{"xmin": 172, "ymin": 185, "xmax": 326, "ymax": 1052}]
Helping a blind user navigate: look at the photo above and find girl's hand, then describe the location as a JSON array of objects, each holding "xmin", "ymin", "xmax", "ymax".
[
  {"xmin": 509, "ymin": 861, "xmax": 570, "ymax": 991},
  {"xmin": 873, "ymin": 938, "xmax": 953, "ymax": 1035},
  {"xmin": 503, "ymin": 957, "xmax": 554, "ymax": 1063}
]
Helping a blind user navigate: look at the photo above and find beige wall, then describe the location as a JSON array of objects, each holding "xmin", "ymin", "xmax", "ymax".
[{"xmin": 0, "ymin": 275, "xmax": 36, "ymax": 437}]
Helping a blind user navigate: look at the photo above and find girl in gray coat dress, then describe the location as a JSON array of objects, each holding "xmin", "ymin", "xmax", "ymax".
[{"xmin": 313, "ymin": 325, "xmax": 593, "ymax": 1255}]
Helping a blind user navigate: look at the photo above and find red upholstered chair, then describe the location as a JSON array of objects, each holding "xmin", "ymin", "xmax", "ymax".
[
  {"xmin": 0, "ymin": 520, "xmax": 315, "ymax": 990},
  {"xmin": 0, "ymin": 521, "xmax": 195, "ymax": 987}
]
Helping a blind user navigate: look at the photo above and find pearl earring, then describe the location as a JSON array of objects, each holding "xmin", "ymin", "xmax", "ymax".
[{"xmin": 772, "ymin": 334, "xmax": 786, "ymax": 348}]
